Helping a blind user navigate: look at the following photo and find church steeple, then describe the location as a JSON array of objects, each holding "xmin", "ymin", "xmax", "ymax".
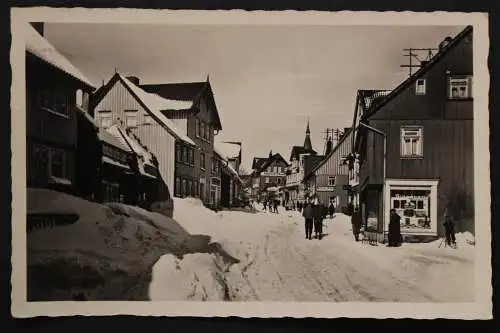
[{"xmin": 303, "ymin": 119, "xmax": 313, "ymax": 151}]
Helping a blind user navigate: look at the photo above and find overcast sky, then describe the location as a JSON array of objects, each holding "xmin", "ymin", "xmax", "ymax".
[{"xmin": 44, "ymin": 23, "xmax": 464, "ymax": 171}]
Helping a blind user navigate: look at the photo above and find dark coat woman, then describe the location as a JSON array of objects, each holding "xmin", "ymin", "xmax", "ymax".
[
  {"xmin": 388, "ymin": 209, "xmax": 402, "ymax": 247},
  {"xmin": 351, "ymin": 208, "xmax": 361, "ymax": 241},
  {"xmin": 328, "ymin": 202, "xmax": 335, "ymax": 218},
  {"xmin": 302, "ymin": 199, "xmax": 314, "ymax": 239},
  {"xmin": 312, "ymin": 199, "xmax": 325, "ymax": 239}
]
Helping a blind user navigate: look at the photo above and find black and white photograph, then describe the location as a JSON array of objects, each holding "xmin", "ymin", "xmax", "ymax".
[{"xmin": 10, "ymin": 8, "xmax": 491, "ymax": 319}]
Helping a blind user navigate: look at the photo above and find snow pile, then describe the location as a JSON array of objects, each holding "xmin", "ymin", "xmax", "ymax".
[{"xmin": 27, "ymin": 188, "xmax": 213, "ymax": 301}]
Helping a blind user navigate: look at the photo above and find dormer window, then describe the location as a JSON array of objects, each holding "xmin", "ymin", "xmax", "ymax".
[{"xmin": 415, "ymin": 79, "xmax": 426, "ymax": 95}]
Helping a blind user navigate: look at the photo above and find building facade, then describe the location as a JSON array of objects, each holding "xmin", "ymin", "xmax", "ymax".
[
  {"xmin": 92, "ymin": 73, "xmax": 196, "ymax": 202},
  {"xmin": 141, "ymin": 78, "xmax": 223, "ymax": 204},
  {"xmin": 303, "ymin": 129, "xmax": 352, "ymax": 211},
  {"xmin": 351, "ymin": 26, "xmax": 474, "ymax": 242},
  {"xmin": 250, "ymin": 152, "xmax": 289, "ymax": 201},
  {"xmin": 26, "ymin": 23, "xmax": 96, "ymax": 195}
]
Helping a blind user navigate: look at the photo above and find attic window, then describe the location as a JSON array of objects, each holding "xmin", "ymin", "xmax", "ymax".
[
  {"xmin": 125, "ymin": 110, "xmax": 138, "ymax": 128},
  {"xmin": 415, "ymin": 79, "xmax": 426, "ymax": 95},
  {"xmin": 143, "ymin": 114, "xmax": 153, "ymax": 125},
  {"xmin": 449, "ymin": 76, "xmax": 473, "ymax": 99}
]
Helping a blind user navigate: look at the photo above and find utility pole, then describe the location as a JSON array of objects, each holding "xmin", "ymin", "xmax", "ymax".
[{"xmin": 400, "ymin": 48, "xmax": 438, "ymax": 77}]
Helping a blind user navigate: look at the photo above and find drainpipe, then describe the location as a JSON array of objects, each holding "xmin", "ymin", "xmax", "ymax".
[{"xmin": 359, "ymin": 121, "xmax": 387, "ymax": 243}]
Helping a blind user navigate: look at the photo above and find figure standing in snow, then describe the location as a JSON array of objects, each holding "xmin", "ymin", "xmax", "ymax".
[
  {"xmin": 328, "ymin": 200, "xmax": 335, "ymax": 219},
  {"xmin": 263, "ymin": 200, "xmax": 267, "ymax": 212},
  {"xmin": 273, "ymin": 199, "xmax": 279, "ymax": 213},
  {"xmin": 443, "ymin": 213, "xmax": 457, "ymax": 248},
  {"xmin": 388, "ymin": 209, "xmax": 402, "ymax": 247},
  {"xmin": 351, "ymin": 205, "xmax": 361, "ymax": 242},
  {"xmin": 313, "ymin": 197, "xmax": 325, "ymax": 239},
  {"xmin": 302, "ymin": 197, "xmax": 314, "ymax": 240}
]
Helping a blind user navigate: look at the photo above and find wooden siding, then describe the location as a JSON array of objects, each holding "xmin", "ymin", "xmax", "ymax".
[
  {"xmin": 26, "ymin": 54, "xmax": 79, "ymax": 148},
  {"xmin": 314, "ymin": 130, "xmax": 352, "ymax": 177},
  {"xmin": 94, "ymin": 80, "xmax": 177, "ymax": 195}
]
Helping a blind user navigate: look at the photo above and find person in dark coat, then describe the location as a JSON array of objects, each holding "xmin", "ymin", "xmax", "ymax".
[
  {"xmin": 312, "ymin": 198, "xmax": 324, "ymax": 239},
  {"xmin": 302, "ymin": 197, "xmax": 314, "ymax": 240},
  {"xmin": 351, "ymin": 206, "xmax": 361, "ymax": 242},
  {"xmin": 328, "ymin": 200, "xmax": 335, "ymax": 218},
  {"xmin": 273, "ymin": 199, "xmax": 279, "ymax": 213},
  {"xmin": 443, "ymin": 213, "xmax": 457, "ymax": 248},
  {"xmin": 388, "ymin": 209, "xmax": 402, "ymax": 247}
]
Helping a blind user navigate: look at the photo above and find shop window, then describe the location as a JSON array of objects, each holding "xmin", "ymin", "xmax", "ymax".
[
  {"xmin": 400, "ymin": 126, "xmax": 423, "ymax": 158},
  {"xmin": 125, "ymin": 110, "xmax": 138, "ymax": 128},
  {"xmin": 328, "ymin": 176, "xmax": 336, "ymax": 186},
  {"xmin": 449, "ymin": 76, "xmax": 473, "ymax": 99},
  {"xmin": 390, "ymin": 189, "xmax": 432, "ymax": 232},
  {"xmin": 415, "ymin": 79, "xmax": 426, "ymax": 95}
]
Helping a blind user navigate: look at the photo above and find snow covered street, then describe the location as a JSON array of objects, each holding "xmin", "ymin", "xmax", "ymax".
[{"xmin": 149, "ymin": 199, "xmax": 474, "ymax": 302}]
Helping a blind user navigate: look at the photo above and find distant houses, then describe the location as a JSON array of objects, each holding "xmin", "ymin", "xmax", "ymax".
[
  {"xmin": 25, "ymin": 23, "xmax": 243, "ymax": 216},
  {"xmin": 250, "ymin": 151, "xmax": 289, "ymax": 202},
  {"xmin": 350, "ymin": 25, "xmax": 474, "ymax": 242}
]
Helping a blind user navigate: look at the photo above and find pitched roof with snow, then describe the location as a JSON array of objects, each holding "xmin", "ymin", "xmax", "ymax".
[
  {"xmin": 98, "ymin": 127, "xmax": 131, "ymax": 153},
  {"xmin": 117, "ymin": 74, "xmax": 195, "ymax": 146},
  {"xmin": 215, "ymin": 141, "xmax": 240, "ymax": 160},
  {"xmin": 26, "ymin": 24, "xmax": 95, "ymax": 89},
  {"xmin": 106, "ymin": 124, "xmax": 158, "ymax": 179}
]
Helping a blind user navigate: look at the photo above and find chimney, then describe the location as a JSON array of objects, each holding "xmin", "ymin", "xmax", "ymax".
[
  {"xmin": 269, "ymin": 150, "xmax": 273, "ymax": 159},
  {"xmin": 325, "ymin": 138, "xmax": 333, "ymax": 155},
  {"xmin": 126, "ymin": 76, "xmax": 140, "ymax": 86},
  {"xmin": 439, "ymin": 36, "xmax": 453, "ymax": 51},
  {"xmin": 30, "ymin": 22, "xmax": 44, "ymax": 36}
]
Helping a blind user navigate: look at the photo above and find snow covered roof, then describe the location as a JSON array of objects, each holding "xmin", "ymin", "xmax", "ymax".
[
  {"xmin": 25, "ymin": 24, "xmax": 96, "ymax": 89},
  {"xmin": 215, "ymin": 141, "xmax": 240, "ymax": 160},
  {"xmin": 213, "ymin": 145, "xmax": 228, "ymax": 162},
  {"xmin": 227, "ymin": 164, "xmax": 242, "ymax": 183},
  {"xmin": 76, "ymin": 105, "xmax": 98, "ymax": 127},
  {"xmin": 107, "ymin": 124, "xmax": 158, "ymax": 178},
  {"xmin": 118, "ymin": 74, "xmax": 195, "ymax": 146},
  {"xmin": 98, "ymin": 127, "xmax": 131, "ymax": 152}
]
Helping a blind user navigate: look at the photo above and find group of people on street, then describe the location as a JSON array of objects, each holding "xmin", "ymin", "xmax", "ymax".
[
  {"xmin": 301, "ymin": 195, "xmax": 327, "ymax": 240},
  {"xmin": 262, "ymin": 198, "xmax": 280, "ymax": 213}
]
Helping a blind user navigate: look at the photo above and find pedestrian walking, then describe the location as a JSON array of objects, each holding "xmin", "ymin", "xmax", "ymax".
[
  {"xmin": 328, "ymin": 200, "xmax": 335, "ymax": 219},
  {"xmin": 351, "ymin": 205, "xmax": 361, "ymax": 241},
  {"xmin": 313, "ymin": 197, "xmax": 325, "ymax": 239},
  {"xmin": 388, "ymin": 208, "xmax": 402, "ymax": 247},
  {"xmin": 443, "ymin": 212, "xmax": 457, "ymax": 248},
  {"xmin": 302, "ymin": 197, "xmax": 314, "ymax": 240},
  {"xmin": 273, "ymin": 199, "xmax": 279, "ymax": 213},
  {"xmin": 263, "ymin": 200, "xmax": 267, "ymax": 212}
]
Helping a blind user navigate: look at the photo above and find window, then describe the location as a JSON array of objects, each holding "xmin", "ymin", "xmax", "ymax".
[
  {"xmin": 182, "ymin": 179, "xmax": 187, "ymax": 196},
  {"xmin": 176, "ymin": 143, "xmax": 181, "ymax": 161},
  {"xmin": 188, "ymin": 180, "xmax": 192, "ymax": 196},
  {"xmin": 265, "ymin": 177, "xmax": 270, "ymax": 184},
  {"xmin": 328, "ymin": 176, "xmax": 336, "ymax": 186},
  {"xmin": 200, "ymin": 122, "xmax": 205, "ymax": 139},
  {"xmin": 175, "ymin": 177, "xmax": 181, "ymax": 196},
  {"xmin": 76, "ymin": 89, "xmax": 83, "ymax": 106},
  {"xmin": 182, "ymin": 146, "xmax": 187, "ymax": 163},
  {"xmin": 99, "ymin": 111, "xmax": 112, "ymax": 128},
  {"xmin": 449, "ymin": 76, "xmax": 473, "ymax": 99},
  {"xmin": 32, "ymin": 144, "xmax": 67, "ymax": 180},
  {"xmin": 189, "ymin": 149, "xmax": 194, "ymax": 165},
  {"xmin": 143, "ymin": 114, "xmax": 153, "ymax": 125},
  {"xmin": 205, "ymin": 124, "xmax": 210, "ymax": 141},
  {"xmin": 190, "ymin": 181, "xmax": 195, "ymax": 196},
  {"xmin": 200, "ymin": 152, "xmax": 206, "ymax": 170},
  {"xmin": 400, "ymin": 126, "xmax": 424, "ymax": 158},
  {"xmin": 415, "ymin": 79, "xmax": 426, "ymax": 95},
  {"xmin": 39, "ymin": 89, "xmax": 69, "ymax": 117},
  {"xmin": 125, "ymin": 110, "xmax": 138, "ymax": 128},
  {"xmin": 277, "ymin": 178, "xmax": 281, "ymax": 185},
  {"xmin": 196, "ymin": 119, "xmax": 200, "ymax": 137}
]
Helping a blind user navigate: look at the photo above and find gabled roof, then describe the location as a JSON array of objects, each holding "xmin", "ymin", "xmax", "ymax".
[
  {"xmin": 93, "ymin": 73, "xmax": 195, "ymax": 146},
  {"xmin": 303, "ymin": 155, "xmax": 325, "ymax": 181},
  {"xmin": 289, "ymin": 145, "xmax": 317, "ymax": 161},
  {"xmin": 26, "ymin": 24, "xmax": 95, "ymax": 89},
  {"xmin": 141, "ymin": 82, "xmax": 207, "ymax": 101},
  {"xmin": 141, "ymin": 79, "xmax": 223, "ymax": 131},
  {"xmin": 252, "ymin": 157, "xmax": 268, "ymax": 170},
  {"xmin": 303, "ymin": 128, "xmax": 353, "ymax": 181},
  {"xmin": 258, "ymin": 153, "xmax": 289, "ymax": 172},
  {"xmin": 215, "ymin": 140, "xmax": 241, "ymax": 160},
  {"xmin": 362, "ymin": 25, "xmax": 472, "ymax": 121}
]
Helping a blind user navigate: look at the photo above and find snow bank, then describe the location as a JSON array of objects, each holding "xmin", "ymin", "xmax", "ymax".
[{"xmin": 27, "ymin": 188, "xmax": 212, "ymax": 301}]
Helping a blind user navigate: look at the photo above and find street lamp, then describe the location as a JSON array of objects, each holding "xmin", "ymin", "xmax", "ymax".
[{"xmin": 358, "ymin": 121, "xmax": 387, "ymax": 243}]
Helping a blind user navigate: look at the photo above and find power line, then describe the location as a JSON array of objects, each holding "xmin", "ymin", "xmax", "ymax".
[{"xmin": 400, "ymin": 47, "xmax": 438, "ymax": 77}]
